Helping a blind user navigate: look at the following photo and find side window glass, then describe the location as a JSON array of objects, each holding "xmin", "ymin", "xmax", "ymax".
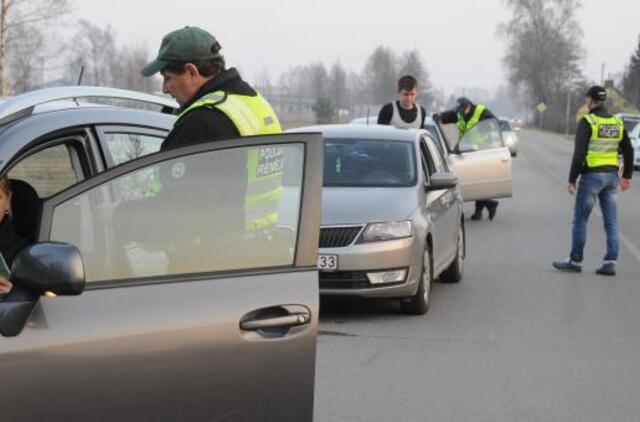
[
  {"xmin": 458, "ymin": 119, "xmax": 504, "ymax": 152},
  {"xmin": 49, "ymin": 143, "xmax": 304, "ymax": 282},
  {"xmin": 9, "ymin": 143, "xmax": 80, "ymax": 198},
  {"xmin": 425, "ymin": 137, "xmax": 448, "ymax": 173},
  {"xmin": 103, "ymin": 133, "xmax": 163, "ymax": 166},
  {"xmin": 420, "ymin": 140, "xmax": 437, "ymax": 178}
]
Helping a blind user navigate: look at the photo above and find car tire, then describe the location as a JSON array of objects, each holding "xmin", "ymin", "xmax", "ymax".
[
  {"xmin": 440, "ymin": 221, "xmax": 465, "ymax": 284},
  {"xmin": 400, "ymin": 245, "xmax": 432, "ymax": 315},
  {"xmin": 511, "ymin": 151, "xmax": 518, "ymax": 157}
]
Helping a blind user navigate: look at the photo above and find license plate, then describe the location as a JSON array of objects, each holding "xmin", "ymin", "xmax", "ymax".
[{"xmin": 317, "ymin": 254, "xmax": 338, "ymax": 271}]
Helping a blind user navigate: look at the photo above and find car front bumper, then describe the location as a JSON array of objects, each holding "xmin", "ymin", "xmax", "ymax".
[{"xmin": 318, "ymin": 236, "xmax": 423, "ymax": 298}]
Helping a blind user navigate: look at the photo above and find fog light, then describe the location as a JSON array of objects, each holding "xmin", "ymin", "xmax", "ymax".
[{"xmin": 367, "ymin": 269, "xmax": 406, "ymax": 285}]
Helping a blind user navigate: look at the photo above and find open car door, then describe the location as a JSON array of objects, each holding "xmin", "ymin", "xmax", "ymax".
[
  {"xmin": 444, "ymin": 118, "xmax": 512, "ymax": 201},
  {"xmin": 0, "ymin": 133, "xmax": 323, "ymax": 421}
]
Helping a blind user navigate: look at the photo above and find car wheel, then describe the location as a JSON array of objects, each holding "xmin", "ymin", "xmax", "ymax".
[
  {"xmin": 400, "ymin": 245, "xmax": 432, "ymax": 315},
  {"xmin": 511, "ymin": 151, "xmax": 518, "ymax": 157},
  {"xmin": 440, "ymin": 221, "xmax": 465, "ymax": 283}
]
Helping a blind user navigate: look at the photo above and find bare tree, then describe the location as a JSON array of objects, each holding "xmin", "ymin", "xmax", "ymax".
[
  {"xmin": 69, "ymin": 20, "xmax": 118, "ymax": 86},
  {"xmin": 363, "ymin": 45, "xmax": 397, "ymax": 105},
  {"xmin": 622, "ymin": 35, "xmax": 640, "ymax": 109},
  {"xmin": 0, "ymin": 0, "xmax": 69, "ymax": 94},
  {"xmin": 6, "ymin": 22, "xmax": 43, "ymax": 93},
  {"xmin": 328, "ymin": 60, "xmax": 348, "ymax": 111},
  {"xmin": 497, "ymin": 0, "xmax": 584, "ymax": 129}
]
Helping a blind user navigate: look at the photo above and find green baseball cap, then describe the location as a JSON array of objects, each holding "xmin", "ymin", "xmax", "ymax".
[{"xmin": 141, "ymin": 26, "xmax": 222, "ymax": 77}]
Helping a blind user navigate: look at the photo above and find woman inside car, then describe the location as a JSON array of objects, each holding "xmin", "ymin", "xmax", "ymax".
[{"xmin": 0, "ymin": 176, "xmax": 29, "ymax": 296}]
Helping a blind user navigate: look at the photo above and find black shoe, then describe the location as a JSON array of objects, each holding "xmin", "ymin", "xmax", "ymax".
[
  {"xmin": 470, "ymin": 211, "xmax": 482, "ymax": 221},
  {"xmin": 487, "ymin": 202, "xmax": 498, "ymax": 220},
  {"xmin": 552, "ymin": 259, "xmax": 582, "ymax": 273},
  {"xmin": 595, "ymin": 262, "xmax": 616, "ymax": 276}
]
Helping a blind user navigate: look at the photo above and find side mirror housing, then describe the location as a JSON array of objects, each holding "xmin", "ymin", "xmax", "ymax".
[
  {"xmin": 11, "ymin": 242, "xmax": 85, "ymax": 296},
  {"xmin": 425, "ymin": 172, "xmax": 458, "ymax": 191}
]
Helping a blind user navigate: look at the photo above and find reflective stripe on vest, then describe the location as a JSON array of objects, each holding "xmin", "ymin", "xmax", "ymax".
[
  {"xmin": 456, "ymin": 104, "xmax": 486, "ymax": 138},
  {"xmin": 178, "ymin": 90, "xmax": 284, "ymax": 231},
  {"xmin": 584, "ymin": 114, "xmax": 623, "ymax": 168}
]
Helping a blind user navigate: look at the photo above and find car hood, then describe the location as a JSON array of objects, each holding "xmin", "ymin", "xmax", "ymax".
[{"xmin": 321, "ymin": 187, "xmax": 419, "ymax": 225}]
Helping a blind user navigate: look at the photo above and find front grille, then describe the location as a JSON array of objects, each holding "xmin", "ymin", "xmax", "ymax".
[
  {"xmin": 319, "ymin": 271, "xmax": 370, "ymax": 289},
  {"xmin": 319, "ymin": 226, "xmax": 363, "ymax": 248}
]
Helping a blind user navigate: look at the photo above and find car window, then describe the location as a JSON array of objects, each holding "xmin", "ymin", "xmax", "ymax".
[
  {"xmin": 8, "ymin": 142, "xmax": 82, "ymax": 198},
  {"xmin": 102, "ymin": 132, "xmax": 164, "ymax": 166},
  {"xmin": 323, "ymin": 139, "xmax": 416, "ymax": 187},
  {"xmin": 48, "ymin": 143, "xmax": 304, "ymax": 282},
  {"xmin": 424, "ymin": 136, "xmax": 448, "ymax": 173},
  {"xmin": 458, "ymin": 118, "xmax": 505, "ymax": 152},
  {"xmin": 419, "ymin": 139, "xmax": 437, "ymax": 178}
]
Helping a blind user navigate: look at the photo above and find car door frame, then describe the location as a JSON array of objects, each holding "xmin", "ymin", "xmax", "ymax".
[
  {"xmin": 94, "ymin": 124, "xmax": 169, "ymax": 169},
  {"xmin": 1, "ymin": 132, "xmax": 323, "ymax": 422}
]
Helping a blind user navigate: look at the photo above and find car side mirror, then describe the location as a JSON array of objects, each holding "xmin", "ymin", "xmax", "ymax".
[
  {"xmin": 425, "ymin": 172, "xmax": 458, "ymax": 191},
  {"xmin": 11, "ymin": 242, "xmax": 85, "ymax": 296}
]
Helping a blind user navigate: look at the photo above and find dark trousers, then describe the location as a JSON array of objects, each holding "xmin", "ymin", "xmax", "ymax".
[{"xmin": 474, "ymin": 199, "xmax": 498, "ymax": 214}]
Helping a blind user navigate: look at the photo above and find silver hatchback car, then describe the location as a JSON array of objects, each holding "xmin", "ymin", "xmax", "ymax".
[{"xmin": 290, "ymin": 125, "xmax": 465, "ymax": 315}]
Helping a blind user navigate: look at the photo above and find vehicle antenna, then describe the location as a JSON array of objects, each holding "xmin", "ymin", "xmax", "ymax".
[{"xmin": 77, "ymin": 66, "xmax": 85, "ymax": 86}]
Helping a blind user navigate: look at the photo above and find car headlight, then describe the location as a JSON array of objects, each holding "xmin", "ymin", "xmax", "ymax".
[{"xmin": 360, "ymin": 221, "xmax": 413, "ymax": 242}]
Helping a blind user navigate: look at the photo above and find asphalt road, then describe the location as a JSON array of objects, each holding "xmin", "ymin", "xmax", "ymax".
[{"xmin": 314, "ymin": 128, "xmax": 640, "ymax": 422}]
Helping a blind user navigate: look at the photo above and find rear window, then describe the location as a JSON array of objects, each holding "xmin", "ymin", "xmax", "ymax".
[{"xmin": 324, "ymin": 139, "xmax": 416, "ymax": 187}]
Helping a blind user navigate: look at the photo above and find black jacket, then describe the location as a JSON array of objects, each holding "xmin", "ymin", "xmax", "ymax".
[
  {"xmin": 439, "ymin": 104, "xmax": 495, "ymax": 125},
  {"xmin": 161, "ymin": 68, "xmax": 258, "ymax": 151},
  {"xmin": 569, "ymin": 106, "xmax": 634, "ymax": 184},
  {"xmin": 0, "ymin": 217, "xmax": 28, "ymax": 267}
]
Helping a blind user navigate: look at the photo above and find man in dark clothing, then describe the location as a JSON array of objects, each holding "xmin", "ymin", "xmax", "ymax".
[
  {"xmin": 378, "ymin": 75, "xmax": 426, "ymax": 129},
  {"xmin": 553, "ymin": 85, "xmax": 633, "ymax": 276},
  {"xmin": 436, "ymin": 97, "xmax": 499, "ymax": 220}
]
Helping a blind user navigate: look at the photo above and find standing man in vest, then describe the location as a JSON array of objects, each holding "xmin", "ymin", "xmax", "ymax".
[
  {"xmin": 141, "ymin": 26, "xmax": 281, "ymax": 150},
  {"xmin": 378, "ymin": 75, "xmax": 426, "ymax": 129},
  {"xmin": 436, "ymin": 97, "xmax": 499, "ymax": 220},
  {"xmin": 553, "ymin": 86, "xmax": 633, "ymax": 276},
  {"xmin": 140, "ymin": 26, "xmax": 283, "ymax": 244}
]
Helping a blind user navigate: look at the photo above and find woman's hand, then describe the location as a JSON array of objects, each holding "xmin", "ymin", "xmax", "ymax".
[{"xmin": 0, "ymin": 276, "xmax": 13, "ymax": 294}]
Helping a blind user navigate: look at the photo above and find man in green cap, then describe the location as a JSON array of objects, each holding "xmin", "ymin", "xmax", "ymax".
[{"xmin": 142, "ymin": 26, "xmax": 282, "ymax": 150}]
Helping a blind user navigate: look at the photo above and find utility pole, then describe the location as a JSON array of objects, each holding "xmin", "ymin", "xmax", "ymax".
[{"xmin": 601, "ymin": 62, "xmax": 605, "ymax": 85}]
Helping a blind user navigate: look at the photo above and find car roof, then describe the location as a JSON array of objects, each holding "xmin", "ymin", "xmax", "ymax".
[
  {"xmin": 0, "ymin": 86, "xmax": 178, "ymax": 126},
  {"xmin": 350, "ymin": 115, "xmax": 437, "ymax": 126},
  {"xmin": 288, "ymin": 123, "xmax": 419, "ymax": 142}
]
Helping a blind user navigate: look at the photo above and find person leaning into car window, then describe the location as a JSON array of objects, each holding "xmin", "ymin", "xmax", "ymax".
[
  {"xmin": 434, "ymin": 97, "xmax": 500, "ymax": 221},
  {"xmin": 141, "ymin": 26, "xmax": 282, "ymax": 150},
  {"xmin": 0, "ymin": 176, "xmax": 30, "ymax": 297},
  {"xmin": 378, "ymin": 75, "xmax": 426, "ymax": 129}
]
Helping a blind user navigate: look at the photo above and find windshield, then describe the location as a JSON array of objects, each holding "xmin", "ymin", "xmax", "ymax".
[
  {"xmin": 324, "ymin": 139, "xmax": 416, "ymax": 187},
  {"xmin": 458, "ymin": 118, "xmax": 504, "ymax": 151}
]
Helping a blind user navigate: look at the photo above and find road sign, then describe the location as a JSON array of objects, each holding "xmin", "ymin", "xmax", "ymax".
[{"xmin": 536, "ymin": 102, "xmax": 547, "ymax": 113}]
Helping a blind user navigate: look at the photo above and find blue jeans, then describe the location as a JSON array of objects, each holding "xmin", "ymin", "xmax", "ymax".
[{"xmin": 570, "ymin": 172, "xmax": 619, "ymax": 263}]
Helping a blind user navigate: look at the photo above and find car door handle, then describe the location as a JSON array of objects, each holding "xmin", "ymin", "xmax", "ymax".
[
  {"xmin": 500, "ymin": 157, "xmax": 510, "ymax": 163},
  {"xmin": 240, "ymin": 305, "xmax": 311, "ymax": 331}
]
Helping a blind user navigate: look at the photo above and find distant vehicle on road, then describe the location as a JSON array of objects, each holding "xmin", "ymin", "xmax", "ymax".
[
  {"xmin": 289, "ymin": 124, "xmax": 470, "ymax": 315},
  {"xmin": 629, "ymin": 123, "xmax": 640, "ymax": 170},
  {"xmin": 499, "ymin": 117, "xmax": 519, "ymax": 157},
  {"xmin": 616, "ymin": 113, "xmax": 640, "ymax": 133}
]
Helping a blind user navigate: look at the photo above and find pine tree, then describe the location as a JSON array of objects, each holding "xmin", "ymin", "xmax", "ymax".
[{"xmin": 622, "ymin": 35, "xmax": 640, "ymax": 109}]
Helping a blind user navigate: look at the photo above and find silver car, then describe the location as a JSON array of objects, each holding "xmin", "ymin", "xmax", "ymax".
[
  {"xmin": 290, "ymin": 124, "xmax": 464, "ymax": 315},
  {"xmin": 630, "ymin": 123, "xmax": 640, "ymax": 169},
  {"xmin": 499, "ymin": 117, "xmax": 519, "ymax": 157},
  {"xmin": 351, "ymin": 115, "xmax": 514, "ymax": 203},
  {"xmin": 0, "ymin": 87, "xmax": 322, "ymax": 421}
]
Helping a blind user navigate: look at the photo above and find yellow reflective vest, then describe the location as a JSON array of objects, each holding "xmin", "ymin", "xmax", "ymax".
[
  {"xmin": 456, "ymin": 104, "xmax": 486, "ymax": 138},
  {"xmin": 178, "ymin": 90, "xmax": 284, "ymax": 232},
  {"xmin": 584, "ymin": 114, "xmax": 623, "ymax": 168}
]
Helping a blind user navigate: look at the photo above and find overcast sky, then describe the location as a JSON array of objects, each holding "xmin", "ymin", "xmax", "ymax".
[{"xmin": 74, "ymin": 0, "xmax": 640, "ymax": 94}]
